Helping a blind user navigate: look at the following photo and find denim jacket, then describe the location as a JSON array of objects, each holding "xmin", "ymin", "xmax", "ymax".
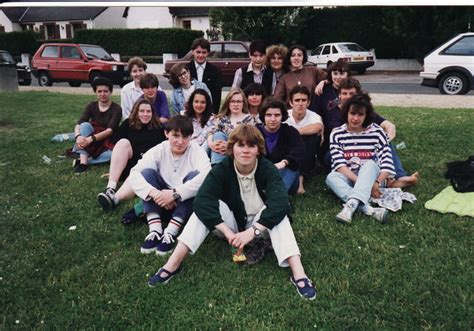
[{"xmin": 172, "ymin": 80, "xmax": 212, "ymax": 114}]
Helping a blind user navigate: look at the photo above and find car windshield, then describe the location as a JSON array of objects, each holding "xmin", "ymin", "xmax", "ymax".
[
  {"xmin": 339, "ymin": 43, "xmax": 367, "ymax": 52},
  {"xmin": 0, "ymin": 51, "xmax": 15, "ymax": 64},
  {"xmin": 80, "ymin": 45, "xmax": 114, "ymax": 61}
]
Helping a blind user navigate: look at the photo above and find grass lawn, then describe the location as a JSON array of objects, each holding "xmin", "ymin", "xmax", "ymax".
[{"xmin": 1, "ymin": 91, "xmax": 473, "ymax": 329}]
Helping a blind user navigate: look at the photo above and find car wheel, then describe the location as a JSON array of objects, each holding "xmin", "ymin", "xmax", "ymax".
[
  {"xmin": 38, "ymin": 72, "xmax": 52, "ymax": 86},
  {"xmin": 89, "ymin": 72, "xmax": 102, "ymax": 84},
  {"xmin": 357, "ymin": 68, "xmax": 367, "ymax": 75},
  {"xmin": 438, "ymin": 72, "xmax": 469, "ymax": 95},
  {"xmin": 68, "ymin": 82, "xmax": 81, "ymax": 87}
]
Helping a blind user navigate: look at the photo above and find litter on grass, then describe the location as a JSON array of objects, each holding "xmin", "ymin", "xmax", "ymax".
[
  {"xmin": 42, "ymin": 155, "xmax": 52, "ymax": 164},
  {"xmin": 399, "ymin": 245, "xmax": 407, "ymax": 249},
  {"xmin": 68, "ymin": 225, "xmax": 77, "ymax": 231}
]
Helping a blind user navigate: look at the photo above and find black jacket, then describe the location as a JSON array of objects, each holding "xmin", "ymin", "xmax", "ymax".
[
  {"xmin": 188, "ymin": 61, "xmax": 223, "ymax": 114},
  {"xmin": 240, "ymin": 65, "xmax": 273, "ymax": 96}
]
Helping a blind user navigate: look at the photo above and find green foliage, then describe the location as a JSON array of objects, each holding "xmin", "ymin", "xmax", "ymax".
[
  {"xmin": 74, "ymin": 28, "xmax": 204, "ymax": 57},
  {"xmin": 211, "ymin": 6, "xmax": 473, "ymax": 59},
  {"xmin": 1, "ymin": 91, "xmax": 473, "ymax": 328},
  {"xmin": 0, "ymin": 30, "xmax": 40, "ymax": 55}
]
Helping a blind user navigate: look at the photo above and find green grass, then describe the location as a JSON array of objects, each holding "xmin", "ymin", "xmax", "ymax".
[{"xmin": 1, "ymin": 91, "xmax": 473, "ymax": 329}]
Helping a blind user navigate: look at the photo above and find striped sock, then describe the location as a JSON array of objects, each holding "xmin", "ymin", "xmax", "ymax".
[
  {"xmin": 147, "ymin": 213, "xmax": 162, "ymax": 234},
  {"xmin": 164, "ymin": 218, "xmax": 183, "ymax": 237}
]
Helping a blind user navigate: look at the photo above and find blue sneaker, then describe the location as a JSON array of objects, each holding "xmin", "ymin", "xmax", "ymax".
[
  {"xmin": 140, "ymin": 231, "xmax": 162, "ymax": 254},
  {"xmin": 156, "ymin": 232, "xmax": 176, "ymax": 256},
  {"xmin": 290, "ymin": 276, "xmax": 317, "ymax": 300},
  {"xmin": 148, "ymin": 265, "xmax": 182, "ymax": 287}
]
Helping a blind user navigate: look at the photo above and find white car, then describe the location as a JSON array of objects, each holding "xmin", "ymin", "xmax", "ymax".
[
  {"xmin": 308, "ymin": 42, "xmax": 375, "ymax": 74},
  {"xmin": 420, "ymin": 32, "xmax": 474, "ymax": 95}
]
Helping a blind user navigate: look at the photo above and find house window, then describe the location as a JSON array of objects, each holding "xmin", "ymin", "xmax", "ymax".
[
  {"xmin": 0, "ymin": 25, "xmax": 5, "ymax": 33},
  {"xmin": 45, "ymin": 23, "xmax": 60, "ymax": 40},
  {"xmin": 21, "ymin": 24, "xmax": 34, "ymax": 31},
  {"xmin": 182, "ymin": 20, "xmax": 191, "ymax": 29},
  {"xmin": 66, "ymin": 22, "xmax": 86, "ymax": 39}
]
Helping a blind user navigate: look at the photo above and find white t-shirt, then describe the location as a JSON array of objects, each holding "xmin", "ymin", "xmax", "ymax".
[{"xmin": 286, "ymin": 109, "xmax": 322, "ymax": 129}]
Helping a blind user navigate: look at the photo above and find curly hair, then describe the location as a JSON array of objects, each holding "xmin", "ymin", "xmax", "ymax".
[
  {"xmin": 341, "ymin": 93, "xmax": 375, "ymax": 128},
  {"xmin": 184, "ymin": 89, "xmax": 213, "ymax": 128}
]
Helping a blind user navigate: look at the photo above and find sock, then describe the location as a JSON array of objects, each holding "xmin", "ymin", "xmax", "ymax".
[
  {"xmin": 107, "ymin": 181, "xmax": 117, "ymax": 190},
  {"xmin": 359, "ymin": 204, "xmax": 374, "ymax": 215},
  {"xmin": 346, "ymin": 198, "xmax": 360, "ymax": 211},
  {"xmin": 164, "ymin": 218, "xmax": 183, "ymax": 237},
  {"xmin": 147, "ymin": 213, "xmax": 162, "ymax": 234}
]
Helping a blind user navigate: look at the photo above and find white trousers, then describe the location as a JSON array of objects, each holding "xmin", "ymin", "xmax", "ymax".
[{"xmin": 178, "ymin": 201, "xmax": 301, "ymax": 267}]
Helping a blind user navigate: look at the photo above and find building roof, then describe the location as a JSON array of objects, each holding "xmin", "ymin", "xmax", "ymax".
[
  {"xmin": 2, "ymin": 7, "xmax": 107, "ymax": 23},
  {"xmin": 168, "ymin": 7, "xmax": 210, "ymax": 18}
]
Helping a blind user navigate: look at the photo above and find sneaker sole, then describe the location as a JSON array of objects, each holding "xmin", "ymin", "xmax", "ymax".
[
  {"xmin": 148, "ymin": 266, "xmax": 183, "ymax": 287},
  {"xmin": 156, "ymin": 248, "xmax": 174, "ymax": 256},
  {"xmin": 97, "ymin": 193, "xmax": 114, "ymax": 211},
  {"xmin": 336, "ymin": 214, "xmax": 352, "ymax": 224},
  {"xmin": 378, "ymin": 210, "xmax": 389, "ymax": 224},
  {"xmin": 140, "ymin": 247, "xmax": 158, "ymax": 254}
]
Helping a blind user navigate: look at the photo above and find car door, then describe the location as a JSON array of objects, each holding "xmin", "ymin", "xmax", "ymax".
[
  {"xmin": 56, "ymin": 45, "xmax": 89, "ymax": 81},
  {"xmin": 222, "ymin": 42, "xmax": 250, "ymax": 86},
  {"xmin": 321, "ymin": 45, "xmax": 331, "ymax": 68},
  {"xmin": 309, "ymin": 46, "xmax": 323, "ymax": 65},
  {"xmin": 38, "ymin": 45, "xmax": 60, "ymax": 78}
]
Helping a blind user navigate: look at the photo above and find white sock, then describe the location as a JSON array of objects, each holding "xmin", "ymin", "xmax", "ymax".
[
  {"xmin": 147, "ymin": 213, "xmax": 162, "ymax": 234},
  {"xmin": 107, "ymin": 181, "xmax": 117, "ymax": 190},
  {"xmin": 360, "ymin": 204, "xmax": 374, "ymax": 215},
  {"xmin": 164, "ymin": 218, "xmax": 183, "ymax": 237},
  {"xmin": 346, "ymin": 198, "xmax": 360, "ymax": 211}
]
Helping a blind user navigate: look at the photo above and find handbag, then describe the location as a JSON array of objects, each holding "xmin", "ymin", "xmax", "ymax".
[{"xmin": 444, "ymin": 156, "xmax": 474, "ymax": 193}]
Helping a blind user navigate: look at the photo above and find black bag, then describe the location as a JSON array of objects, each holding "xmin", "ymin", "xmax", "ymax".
[{"xmin": 444, "ymin": 156, "xmax": 474, "ymax": 193}]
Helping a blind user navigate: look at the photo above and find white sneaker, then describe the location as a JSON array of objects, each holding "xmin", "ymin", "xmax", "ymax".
[
  {"xmin": 336, "ymin": 204, "xmax": 355, "ymax": 224},
  {"xmin": 371, "ymin": 208, "xmax": 388, "ymax": 224}
]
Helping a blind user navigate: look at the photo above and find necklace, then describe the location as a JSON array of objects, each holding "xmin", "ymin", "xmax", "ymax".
[{"xmin": 290, "ymin": 67, "xmax": 304, "ymax": 85}]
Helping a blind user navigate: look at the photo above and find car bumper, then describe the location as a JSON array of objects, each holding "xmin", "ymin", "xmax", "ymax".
[
  {"xmin": 348, "ymin": 61, "xmax": 375, "ymax": 70},
  {"xmin": 17, "ymin": 69, "xmax": 32, "ymax": 82},
  {"xmin": 420, "ymin": 78, "xmax": 438, "ymax": 88},
  {"xmin": 100, "ymin": 71, "xmax": 131, "ymax": 85}
]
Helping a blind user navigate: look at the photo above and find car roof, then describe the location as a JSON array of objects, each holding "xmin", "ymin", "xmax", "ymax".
[{"xmin": 39, "ymin": 43, "xmax": 100, "ymax": 47}]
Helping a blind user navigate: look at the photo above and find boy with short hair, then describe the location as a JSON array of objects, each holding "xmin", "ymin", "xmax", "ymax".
[
  {"xmin": 137, "ymin": 73, "xmax": 170, "ymax": 124},
  {"xmin": 121, "ymin": 57, "xmax": 147, "ymax": 119},
  {"xmin": 232, "ymin": 40, "xmax": 274, "ymax": 96},
  {"xmin": 128, "ymin": 115, "xmax": 211, "ymax": 255},
  {"xmin": 285, "ymin": 85, "xmax": 323, "ymax": 194}
]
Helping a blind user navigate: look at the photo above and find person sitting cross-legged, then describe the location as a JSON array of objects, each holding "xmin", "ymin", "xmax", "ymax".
[
  {"xmin": 127, "ymin": 115, "xmax": 211, "ymax": 255},
  {"xmin": 148, "ymin": 125, "xmax": 317, "ymax": 301}
]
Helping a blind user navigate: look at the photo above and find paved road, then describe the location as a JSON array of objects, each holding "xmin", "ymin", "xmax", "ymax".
[{"xmin": 28, "ymin": 71, "xmax": 467, "ymax": 95}]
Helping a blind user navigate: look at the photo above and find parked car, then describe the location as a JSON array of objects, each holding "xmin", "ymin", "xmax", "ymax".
[
  {"xmin": 0, "ymin": 50, "xmax": 32, "ymax": 86},
  {"xmin": 31, "ymin": 43, "xmax": 131, "ymax": 87},
  {"xmin": 308, "ymin": 42, "xmax": 375, "ymax": 74},
  {"xmin": 420, "ymin": 32, "xmax": 474, "ymax": 95},
  {"xmin": 164, "ymin": 41, "xmax": 251, "ymax": 86}
]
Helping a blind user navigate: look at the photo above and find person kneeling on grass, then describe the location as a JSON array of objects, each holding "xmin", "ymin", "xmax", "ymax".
[
  {"xmin": 72, "ymin": 77, "xmax": 122, "ymax": 174},
  {"xmin": 148, "ymin": 125, "xmax": 316, "ymax": 301},
  {"xmin": 127, "ymin": 115, "xmax": 211, "ymax": 255},
  {"xmin": 326, "ymin": 93, "xmax": 394, "ymax": 224}
]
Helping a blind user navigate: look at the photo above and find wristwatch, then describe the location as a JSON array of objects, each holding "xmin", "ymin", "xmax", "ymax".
[
  {"xmin": 172, "ymin": 188, "xmax": 181, "ymax": 201},
  {"xmin": 252, "ymin": 225, "xmax": 262, "ymax": 238}
]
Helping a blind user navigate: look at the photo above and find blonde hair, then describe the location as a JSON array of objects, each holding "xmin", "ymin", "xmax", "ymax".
[
  {"xmin": 266, "ymin": 44, "xmax": 288, "ymax": 69},
  {"xmin": 216, "ymin": 88, "xmax": 249, "ymax": 119}
]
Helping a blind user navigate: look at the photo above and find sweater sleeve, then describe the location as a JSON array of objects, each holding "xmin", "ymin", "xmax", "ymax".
[
  {"xmin": 375, "ymin": 128, "xmax": 395, "ymax": 175},
  {"xmin": 157, "ymin": 91, "xmax": 170, "ymax": 118},
  {"xmin": 128, "ymin": 143, "xmax": 163, "ymax": 200},
  {"xmin": 107, "ymin": 103, "xmax": 122, "ymax": 130},
  {"xmin": 77, "ymin": 102, "xmax": 94, "ymax": 124},
  {"xmin": 329, "ymin": 128, "xmax": 346, "ymax": 171}
]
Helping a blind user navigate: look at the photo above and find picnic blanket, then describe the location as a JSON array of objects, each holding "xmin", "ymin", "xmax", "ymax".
[{"xmin": 424, "ymin": 186, "xmax": 474, "ymax": 217}]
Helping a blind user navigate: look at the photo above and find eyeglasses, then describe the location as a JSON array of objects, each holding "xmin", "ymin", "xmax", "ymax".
[
  {"xmin": 230, "ymin": 100, "xmax": 243, "ymax": 104},
  {"xmin": 178, "ymin": 71, "xmax": 188, "ymax": 79}
]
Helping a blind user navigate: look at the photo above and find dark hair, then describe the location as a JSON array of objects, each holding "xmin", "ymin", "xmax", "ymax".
[
  {"xmin": 249, "ymin": 40, "xmax": 266, "ymax": 55},
  {"xmin": 191, "ymin": 37, "xmax": 210, "ymax": 52},
  {"xmin": 129, "ymin": 99, "xmax": 159, "ymax": 130},
  {"xmin": 139, "ymin": 73, "xmax": 159, "ymax": 89},
  {"xmin": 244, "ymin": 83, "xmax": 267, "ymax": 98},
  {"xmin": 92, "ymin": 77, "xmax": 113, "ymax": 92},
  {"xmin": 164, "ymin": 114, "xmax": 194, "ymax": 137},
  {"xmin": 285, "ymin": 44, "xmax": 308, "ymax": 68},
  {"xmin": 127, "ymin": 57, "xmax": 147, "ymax": 72},
  {"xmin": 327, "ymin": 58, "xmax": 351, "ymax": 85},
  {"xmin": 289, "ymin": 85, "xmax": 311, "ymax": 101},
  {"xmin": 185, "ymin": 89, "xmax": 213, "ymax": 128},
  {"xmin": 227, "ymin": 125, "xmax": 266, "ymax": 157},
  {"xmin": 169, "ymin": 63, "xmax": 189, "ymax": 89},
  {"xmin": 341, "ymin": 93, "xmax": 375, "ymax": 128},
  {"xmin": 259, "ymin": 97, "xmax": 288, "ymax": 123},
  {"xmin": 338, "ymin": 77, "xmax": 362, "ymax": 94}
]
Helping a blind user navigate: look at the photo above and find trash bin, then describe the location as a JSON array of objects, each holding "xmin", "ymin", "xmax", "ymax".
[{"xmin": 0, "ymin": 63, "xmax": 19, "ymax": 92}]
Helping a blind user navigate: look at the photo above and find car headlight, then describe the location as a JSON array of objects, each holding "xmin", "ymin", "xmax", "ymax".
[{"xmin": 112, "ymin": 65, "xmax": 117, "ymax": 71}]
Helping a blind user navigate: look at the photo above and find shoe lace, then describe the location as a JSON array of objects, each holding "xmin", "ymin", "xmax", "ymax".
[
  {"xmin": 105, "ymin": 187, "xmax": 116, "ymax": 196},
  {"xmin": 161, "ymin": 232, "xmax": 175, "ymax": 244},
  {"xmin": 145, "ymin": 231, "xmax": 162, "ymax": 241}
]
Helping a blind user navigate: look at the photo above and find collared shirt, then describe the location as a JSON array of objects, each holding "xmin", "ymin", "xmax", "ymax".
[
  {"xmin": 232, "ymin": 63, "xmax": 267, "ymax": 89},
  {"xmin": 120, "ymin": 81, "xmax": 143, "ymax": 119},
  {"xmin": 234, "ymin": 159, "xmax": 264, "ymax": 216},
  {"xmin": 194, "ymin": 61, "xmax": 207, "ymax": 82}
]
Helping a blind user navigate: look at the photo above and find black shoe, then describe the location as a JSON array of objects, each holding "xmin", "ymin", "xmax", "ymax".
[
  {"xmin": 97, "ymin": 188, "xmax": 117, "ymax": 210},
  {"xmin": 121, "ymin": 207, "xmax": 139, "ymax": 225},
  {"xmin": 74, "ymin": 163, "xmax": 88, "ymax": 174}
]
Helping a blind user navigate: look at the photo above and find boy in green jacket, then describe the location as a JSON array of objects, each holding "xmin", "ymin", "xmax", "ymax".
[{"xmin": 148, "ymin": 124, "xmax": 317, "ymax": 300}]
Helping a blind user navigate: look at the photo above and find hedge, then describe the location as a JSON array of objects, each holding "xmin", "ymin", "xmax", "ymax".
[
  {"xmin": 0, "ymin": 31, "xmax": 40, "ymax": 55},
  {"xmin": 74, "ymin": 28, "xmax": 204, "ymax": 57}
]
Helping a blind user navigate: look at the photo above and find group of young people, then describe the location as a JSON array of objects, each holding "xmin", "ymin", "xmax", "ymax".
[{"xmin": 69, "ymin": 37, "xmax": 418, "ymax": 301}]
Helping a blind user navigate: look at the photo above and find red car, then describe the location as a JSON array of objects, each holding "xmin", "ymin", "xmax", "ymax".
[
  {"xmin": 164, "ymin": 41, "xmax": 251, "ymax": 86},
  {"xmin": 31, "ymin": 43, "xmax": 131, "ymax": 87}
]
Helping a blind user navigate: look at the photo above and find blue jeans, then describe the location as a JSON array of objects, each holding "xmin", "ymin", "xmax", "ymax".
[
  {"xmin": 390, "ymin": 143, "xmax": 407, "ymax": 179},
  {"xmin": 279, "ymin": 168, "xmax": 299, "ymax": 194},
  {"xmin": 325, "ymin": 160, "xmax": 380, "ymax": 205},
  {"xmin": 73, "ymin": 122, "xmax": 112, "ymax": 164},
  {"xmin": 141, "ymin": 168, "xmax": 198, "ymax": 223},
  {"xmin": 210, "ymin": 131, "xmax": 228, "ymax": 164}
]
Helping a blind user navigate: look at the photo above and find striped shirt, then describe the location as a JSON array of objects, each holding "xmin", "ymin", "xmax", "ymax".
[{"xmin": 329, "ymin": 123, "xmax": 395, "ymax": 175}]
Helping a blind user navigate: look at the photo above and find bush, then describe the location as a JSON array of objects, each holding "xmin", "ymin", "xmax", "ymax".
[
  {"xmin": 0, "ymin": 31, "xmax": 40, "ymax": 55},
  {"xmin": 74, "ymin": 28, "xmax": 203, "ymax": 57}
]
